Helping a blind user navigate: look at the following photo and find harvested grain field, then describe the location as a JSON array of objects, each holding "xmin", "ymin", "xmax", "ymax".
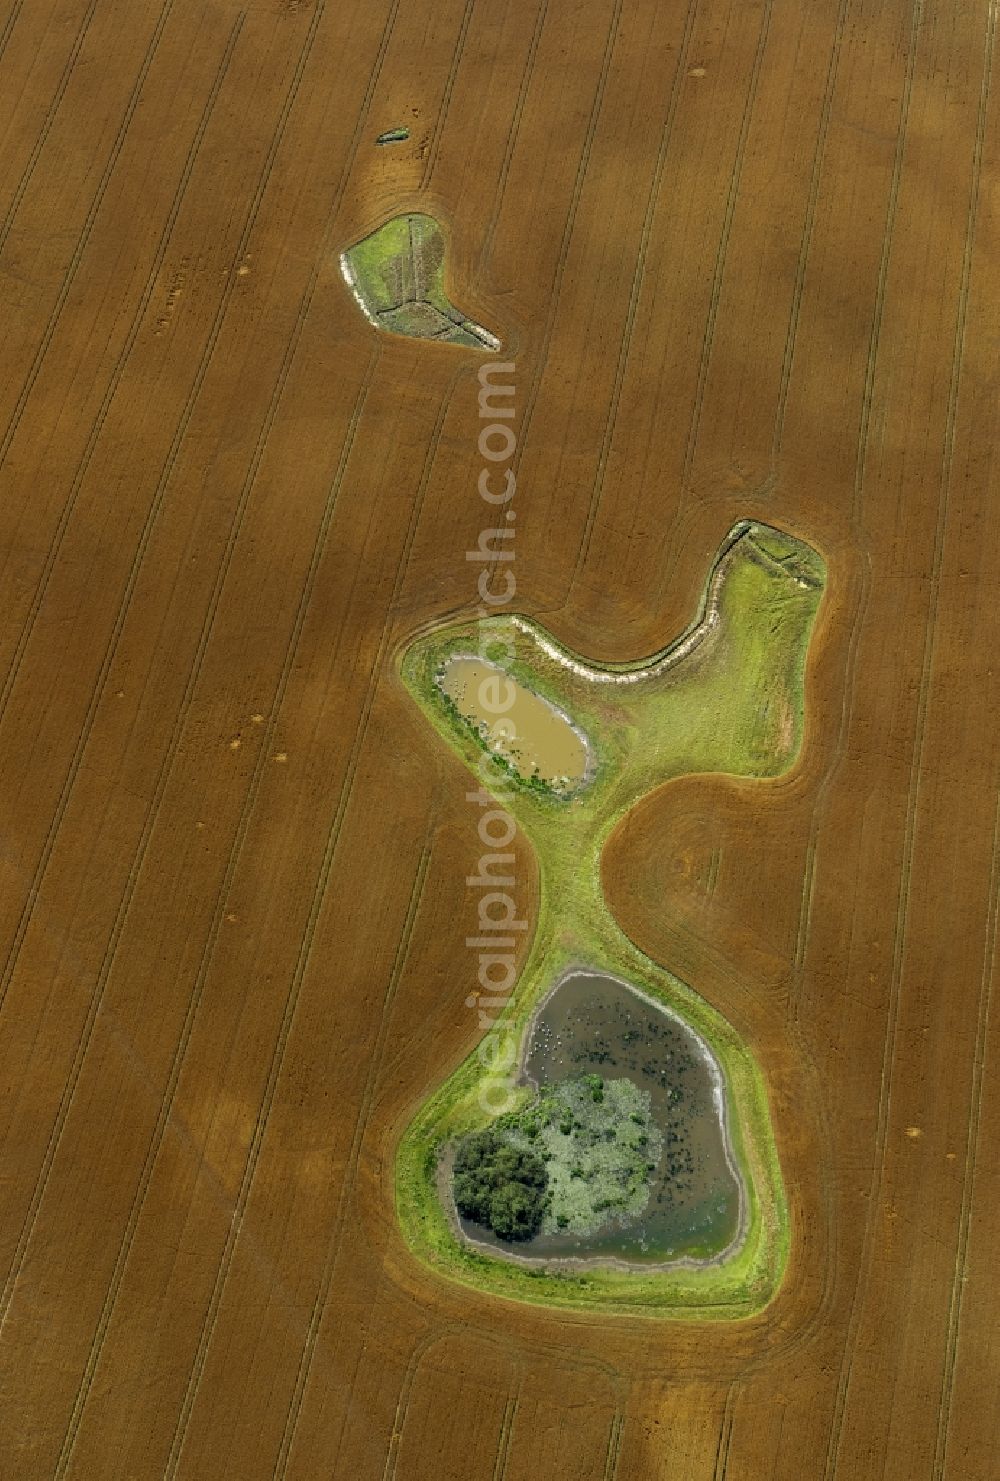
[{"xmin": 0, "ymin": 0, "xmax": 997, "ymax": 1477}]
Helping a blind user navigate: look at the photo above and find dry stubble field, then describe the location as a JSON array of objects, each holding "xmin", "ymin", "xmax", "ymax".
[{"xmin": 0, "ymin": 0, "xmax": 997, "ymax": 1476}]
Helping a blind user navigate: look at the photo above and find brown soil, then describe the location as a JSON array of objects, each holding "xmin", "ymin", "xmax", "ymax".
[{"xmin": 0, "ymin": 0, "xmax": 996, "ymax": 1477}]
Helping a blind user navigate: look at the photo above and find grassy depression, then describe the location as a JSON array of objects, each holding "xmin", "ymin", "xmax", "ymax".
[
  {"xmin": 339, "ymin": 213, "xmax": 499, "ymax": 348},
  {"xmin": 395, "ymin": 521, "xmax": 826, "ymax": 1316}
]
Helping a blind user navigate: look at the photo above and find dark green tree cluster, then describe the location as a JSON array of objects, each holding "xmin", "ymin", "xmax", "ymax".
[{"xmin": 453, "ymin": 1129, "xmax": 548, "ymax": 1241}]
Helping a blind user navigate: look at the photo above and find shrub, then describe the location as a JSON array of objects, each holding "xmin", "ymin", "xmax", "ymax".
[{"xmin": 452, "ymin": 1129, "xmax": 548, "ymax": 1240}]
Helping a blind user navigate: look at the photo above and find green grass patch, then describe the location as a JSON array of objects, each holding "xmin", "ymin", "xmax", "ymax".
[{"xmin": 341, "ymin": 213, "xmax": 498, "ymax": 347}]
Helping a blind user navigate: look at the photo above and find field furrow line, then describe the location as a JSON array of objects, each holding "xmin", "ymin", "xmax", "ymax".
[
  {"xmin": 790, "ymin": 541, "xmax": 872, "ymax": 1032},
  {"xmin": 603, "ymin": 1410, "xmax": 625, "ymax": 1480},
  {"xmin": 0, "ymin": 0, "xmax": 101, "ymax": 259},
  {"xmin": 324, "ymin": 1309, "xmax": 465, "ymax": 1481},
  {"xmin": 824, "ymin": 0, "xmax": 994, "ymax": 1468},
  {"xmin": 492, "ymin": 1394, "xmax": 519, "ymax": 1481},
  {"xmin": 932, "ymin": 8, "xmax": 998, "ymax": 1471},
  {"xmin": 0, "ymin": 18, "xmax": 270, "ymax": 1037},
  {"xmin": 0, "ymin": 62, "xmax": 277, "ymax": 1024},
  {"xmin": 0, "ymin": 0, "xmax": 25, "ymax": 69},
  {"xmin": 713, "ymin": 1384, "xmax": 737, "ymax": 1481},
  {"xmin": 46, "ymin": 0, "xmax": 413, "ymax": 1452},
  {"xmin": 45, "ymin": 363, "xmax": 381, "ymax": 1480},
  {"xmin": 934, "ymin": 793, "xmax": 1000, "ymax": 1478},
  {"xmin": 0, "ymin": 0, "xmax": 391, "ymax": 1337},
  {"xmin": 793, "ymin": 836, "xmax": 817, "ymax": 974},
  {"xmin": 478, "ymin": 0, "xmax": 549, "ymax": 281},
  {"xmin": 161, "ymin": 372, "xmax": 461, "ymax": 1481},
  {"xmin": 0, "ymin": 0, "xmax": 360, "ymax": 1025},
  {"xmin": 326, "ymin": 1318, "xmax": 395, "ymax": 1477},
  {"xmin": 0, "ymin": 0, "xmax": 392, "ymax": 732},
  {"xmin": 0, "ymin": 16, "xmax": 246, "ymax": 1341},
  {"xmin": 768, "ymin": 1404, "xmax": 787, "ymax": 1478},
  {"xmin": 706, "ymin": 844, "xmax": 721, "ymax": 898},
  {"xmin": 771, "ymin": 0, "xmax": 851, "ymax": 463},
  {"xmin": 272, "ymin": 836, "xmax": 433, "ymax": 1477},
  {"xmin": 779, "ymin": 0, "xmax": 923, "ymax": 1365},
  {"xmin": 506, "ymin": 0, "xmax": 624, "ymax": 460},
  {"xmin": 380, "ymin": 1368, "xmax": 416, "ymax": 1480},
  {"xmin": 0, "ymin": 0, "xmax": 175, "ymax": 468},
  {"xmin": 679, "ymin": 0, "xmax": 774, "ymax": 499},
  {"xmin": 421, "ymin": 0, "xmax": 476, "ymax": 189},
  {"xmin": 1, "ymin": 24, "xmax": 353, "ymax": 1337},
  {"xmin": 848, "ymin": 0, "xmax": 925, "ymax": 525},
  {"xmin": 380, "ymin": 1328, "xmax": 459, "ymax": 1481},
  {"xmin": 480, "ymin": 0, "xmax": 623, "ymax": 603},
  {"xmin": 567, "ymin": 0, "xmax": 701, "ymax": 593},
  {"xmin": 0, "ymin": 0, "xmax": 228, "ymax": 726}
]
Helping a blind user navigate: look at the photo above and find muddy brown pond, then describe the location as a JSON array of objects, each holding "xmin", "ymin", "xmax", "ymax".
[
  {"xmin": 457, "ymin": 972, "xmax": 744, "ymax": 1265},
  {"xmin": 438, "ymin": 656, "xmax": 591, "ymax": 793}
]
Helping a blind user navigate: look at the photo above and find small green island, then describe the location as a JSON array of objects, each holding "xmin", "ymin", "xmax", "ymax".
[{"xmin": 454, "ymin": 1076, "xmax": 661, "ymax": 1242}]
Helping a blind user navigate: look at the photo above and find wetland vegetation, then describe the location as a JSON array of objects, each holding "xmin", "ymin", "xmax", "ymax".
[
  {"xmin": 452, "ymin": 973, "xmax": 740, "ymax": 1264},
  {"xmin": 455, "ymin": 1070, "xmax": 662, "ymax": 1245},
  {"xmin": 397, "ymin": 521, "xmax": 827, "ymax": 1314}
]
